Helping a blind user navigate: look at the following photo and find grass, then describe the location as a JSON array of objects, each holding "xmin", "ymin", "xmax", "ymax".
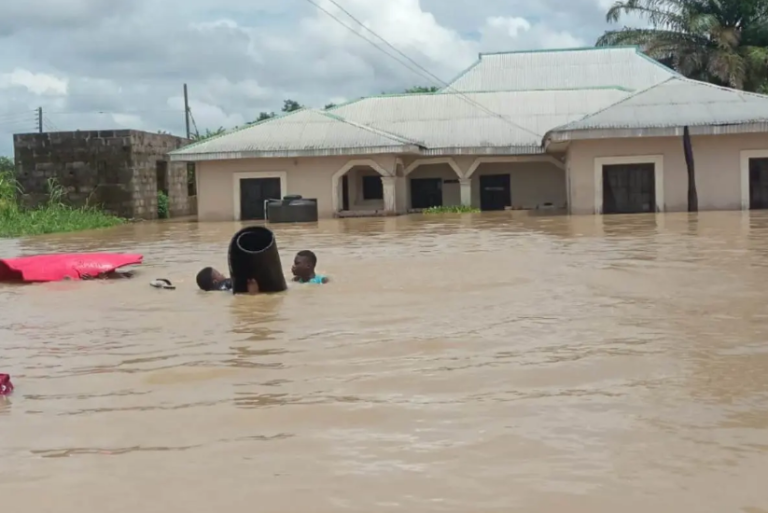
[
  {"xmin": 422, "ymin": 205, "xmax": 480, "ymax": 214},
  {"xmin": 0, "ymin": 167, "xmax": 126, "ymax": 237}
]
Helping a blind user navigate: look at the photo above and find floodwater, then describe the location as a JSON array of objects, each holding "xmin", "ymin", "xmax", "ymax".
[{"xmin": 1, "ymin": 211, "xmax": 768, "ymax": 512}]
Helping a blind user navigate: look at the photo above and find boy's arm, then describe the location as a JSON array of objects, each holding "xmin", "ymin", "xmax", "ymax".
[{"xmin": 246, "ymin": 279, "xmax": 259, "ymax": 294}]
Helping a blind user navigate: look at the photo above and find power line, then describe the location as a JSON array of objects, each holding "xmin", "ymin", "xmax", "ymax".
[{"xmin": 302, "ymin": 0, "xmax": 542, "ymax": 138}]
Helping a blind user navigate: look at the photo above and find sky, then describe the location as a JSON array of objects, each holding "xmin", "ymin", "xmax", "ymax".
[{"xmin": 0, "ymin": 0, "xmax": 636, "ymax": 156}]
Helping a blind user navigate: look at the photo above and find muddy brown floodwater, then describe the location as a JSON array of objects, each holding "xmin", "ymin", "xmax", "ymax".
[{"xmin": 1, "ymin": 211, "xmax": 768, "ymax": 512}]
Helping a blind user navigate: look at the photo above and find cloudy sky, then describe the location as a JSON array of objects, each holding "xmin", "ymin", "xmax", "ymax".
[{"xmin": 0, "ymin": 0, "xmax": 632, "ymax": 156}]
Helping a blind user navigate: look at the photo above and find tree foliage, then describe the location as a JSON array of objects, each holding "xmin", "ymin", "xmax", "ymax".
[
  {"xmin": 0, "ymin": 156, "xmax": 13, "ymax": 175},
  {"xmin": 596, "ymin": 0, "xmax": 768, "ymax": 92},
  {"xmin": 403, "ymin": 85, "xmax": 439, "ymax": 93}
]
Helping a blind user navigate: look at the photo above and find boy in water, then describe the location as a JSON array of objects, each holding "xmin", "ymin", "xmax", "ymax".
[
  {"xmin": 196, "ymin": 267, "xmax": 259, "ymax": 293},
  {"xmin": 291, "ymin": 250, "xmax": 328, "ymax": 284}
]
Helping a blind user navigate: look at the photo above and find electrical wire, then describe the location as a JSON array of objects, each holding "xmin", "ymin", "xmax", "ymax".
[{"xmin": 302, "ymin": 0, "xmax": 542, "ymax": 137}]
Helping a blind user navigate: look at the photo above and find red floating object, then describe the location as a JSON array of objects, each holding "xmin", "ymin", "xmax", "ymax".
[
  {"xmin": 0, "ymin": 253, "xmax": 142, "ymax": 282},
  {"xmin": 0, "ymin": 374, "xmax": 13, "ymax": 395}
]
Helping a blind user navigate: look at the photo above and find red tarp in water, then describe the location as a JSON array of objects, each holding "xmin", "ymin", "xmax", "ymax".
[{"xmin": 0, "ymin": 253, "xmax": 143, "ymax": 282}]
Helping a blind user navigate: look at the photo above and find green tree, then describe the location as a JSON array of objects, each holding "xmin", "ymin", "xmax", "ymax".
[
  {"xmin": 191, "ymin": 127, "xmax": 226, "ymax": 141},
  {"xmin": 324, "ymin": 102, "xmax": 337, "ymax": 109},
  {"xmin": 404, "ymin": 85, "xmax": 438, "ymax": 93},
  {"xmin": 254, "ymin": 112, "xmax": 276, "ymax": 122},
  {"xmin": 0, "ymin": 156, "xmax": 13, "ymax": 175},
  {"xmin": 596, "ymin": 0, "xmax": 768, "ymax": 92},
  {"xmin": 282, "ymin": 99, "xmax": 303, "ymax": 112}
]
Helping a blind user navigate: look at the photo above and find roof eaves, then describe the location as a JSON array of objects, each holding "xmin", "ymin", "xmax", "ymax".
[
  {"xmin": 168, "ymin": 144, "xmax": 425, "ymax": 162},
  {"xmin": 421, "ymin": 145, "xmax": 545, "ymax": 156},
  {"xmin": 546, "ymin": 121, "xmax": 768, "ymax": 142}
]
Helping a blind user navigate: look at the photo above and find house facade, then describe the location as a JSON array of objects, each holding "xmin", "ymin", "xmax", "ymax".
[{"xmin": 169, "ymin": 46, "xmax": 768, "ymax": 221}]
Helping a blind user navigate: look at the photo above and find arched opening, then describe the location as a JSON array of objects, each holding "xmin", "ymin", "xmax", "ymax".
[{"xmin": 331, "ymin": 161, "xmax": 390, "ymax": 215}]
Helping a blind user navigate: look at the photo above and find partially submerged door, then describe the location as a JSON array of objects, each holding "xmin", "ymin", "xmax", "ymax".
[
  {"xmin": 240, "ymin": 178, "xmax": 281, "ymax": 220},
  {"xmin": 410, "ymin": 178, "xmax": 442, "ymax": 209},
  {"xmin": 602, "ymin": 164, "xmax": 655, "ymax": 214},
  {"xmin": 479, "ymin": 174, "xmax": 511, "ymax": 211}
]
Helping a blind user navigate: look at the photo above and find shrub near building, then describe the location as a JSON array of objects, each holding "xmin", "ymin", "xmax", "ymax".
[{"xmin": 0, "ymin": 156, "xmax": 125, "ymax": 237}]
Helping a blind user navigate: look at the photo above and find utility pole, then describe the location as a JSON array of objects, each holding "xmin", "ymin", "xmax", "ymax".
[
  {"xmin": 183, "ymin": 83, "xmax": 190, "ymax": 139},
  {"xmin": 37, "ymin": 107, "xmax": 43, "ymax": 133}
]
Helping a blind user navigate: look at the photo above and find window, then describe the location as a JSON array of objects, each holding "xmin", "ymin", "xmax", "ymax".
[
  {"xmin": 361, "ymin": 175, "xmax": 383, "ymax": 200},
  {"xmin": 187, "ymin": 163, "xmax": 196, "ymax": 196},
  {"xmin": 156, "ymin": 160, "xmax": 168, "ymax": 195}
]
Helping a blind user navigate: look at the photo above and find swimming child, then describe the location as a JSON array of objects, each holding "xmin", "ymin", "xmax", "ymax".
[
  {"xmin": 291, "ymin": 250, "xmax": 328, "ymax": 284},
  {"xmin": 196, "ymin": 267, "xmax": 259, "ymax": 293}
]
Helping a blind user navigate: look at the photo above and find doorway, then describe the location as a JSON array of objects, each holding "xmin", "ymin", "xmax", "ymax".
[
  {"xmin": 602, "ymin": 163, "xmax": 655, "ymax": 214},
  {"xmin": 239, "ymin": 177, "xmax": 281, "ymax": 220},
  {"xmin": 410, "ymin": 178, "xmax": 442, "ymax": 209},
  {"xmin": 479, "ymin": 174, "xmax": 511, "ymax": 211},
  {"xmin": 156, "ymin": 160, "xmax": 168, "ymax": 195},
  {"xmin": 749, "ymin": 158, "xmax": 768, "ymax": 209}
]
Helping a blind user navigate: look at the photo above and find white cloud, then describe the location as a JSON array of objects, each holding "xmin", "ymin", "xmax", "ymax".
[
  {"xmin": 0, "ymin": 69, "xmax": 68, "ymax": 95},
  {"xmin": 0, "ymin": 0, "xmax": 622, "ymax": 155}
]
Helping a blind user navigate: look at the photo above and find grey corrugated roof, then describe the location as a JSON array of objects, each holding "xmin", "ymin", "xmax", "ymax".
[
  {"xmin": 331, "ymin": 88, "xmax": 630, "ymax": 153},
  {"xmin": 444, "ymin": 46, "xmax": 677, "ymax": 93},
  {"xmin": 546, "ymin": 77, "xmax": 768, "ymax": 141},
  {"xmin": 168, "ymin": 109, "xmax": 423, "ymax": 160}
]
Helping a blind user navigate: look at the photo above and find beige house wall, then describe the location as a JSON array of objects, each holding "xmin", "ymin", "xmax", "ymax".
[
  {"xmin": 567, "ymin": 133, "xmax": 768, "ymax": 214},
  {"xmin": 470, "ymin": 162, "xmax": 566, "ymax": 209},
  {"xmin": 196, "ymin": 154, "xmax": 397, "ymax": 221},
  {"xmin": 194, "ymin": 133, "xmax": 768, "ymax": 221}
]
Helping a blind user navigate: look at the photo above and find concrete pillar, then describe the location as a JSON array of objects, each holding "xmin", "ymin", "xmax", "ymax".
[
  {"xmin": 459, "ymin": 178, "xmax": 472, "ymax": 207},
  {"xmin": 381, "ymin": 176, "xmax": 396, "ymax": 213},
  {"xmin": 394, "ymin": 175, "xmax": 407, "ymax": 213}
]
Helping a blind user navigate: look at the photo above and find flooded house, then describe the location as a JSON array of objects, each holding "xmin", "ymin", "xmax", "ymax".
[{"xmin": 168, "ymin": 46, "xmax": 768, "ymax": 221}]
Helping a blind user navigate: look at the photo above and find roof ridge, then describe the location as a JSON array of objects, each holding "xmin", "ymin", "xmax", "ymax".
[
  {"xmin": 479, "ymin": 45, "xmax": 640, "ymax": 58},
  {"xmin": 673, "ymin": 76, "xmax": 768, "ymax": 100},
  {"xmin": 314, "ymin": 109, "xmax": 426, "ymax": 147},
  {"xmin": 543, "ymin": 77, "xmax": 677, "ymax": 139}
]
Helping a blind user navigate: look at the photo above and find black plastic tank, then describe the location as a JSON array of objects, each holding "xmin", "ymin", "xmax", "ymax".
[
  {"xmin": 266, "ymin": 195, "xmax": 319, "ymax": 223},
  {"xmin": 227, "ymin": 226, "xmax": 287, "ymax": 294}
]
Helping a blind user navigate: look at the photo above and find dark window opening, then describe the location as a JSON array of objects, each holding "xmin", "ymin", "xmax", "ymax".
[
  {"xmin": 156, "ymin": 160, "xmax": 168, "ymax": 195},
  {"xmin": 749, "ymin": 158, "xmax": 768, "ymax": 209},
  {"xmin": 362, "ymin": 175, "xmax": 383, "ymax": 200},
  {"xmin": 187, "ymin": 162, "xmax": 196, "ymax": 196},
  {"xmin": 602, "ymin": 163, "xmax": 655, "ymax": 214}
]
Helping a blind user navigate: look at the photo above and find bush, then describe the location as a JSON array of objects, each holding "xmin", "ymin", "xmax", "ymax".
[
  {"xmin": 0, "ymin": 166, "xmax": 125, "ymax": 237},
  {"xmin": 422, "ymin": 205, "xmax": 480, "ymax": 214},
  {"xmin": 157, "ymin": 191, "xmax": 169, "ymax": 219}
]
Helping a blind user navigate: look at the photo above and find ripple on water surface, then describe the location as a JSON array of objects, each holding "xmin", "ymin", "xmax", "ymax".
[{"xmin": 1, "ymin": 211, "xmax": 768, "ymax": 512}]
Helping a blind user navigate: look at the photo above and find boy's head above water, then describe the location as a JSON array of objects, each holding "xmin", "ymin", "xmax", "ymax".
[
  {"xmin": 196, "ymin": 266, "xmax": 227, "ymax": 291},
  {"xmin": 292, "ymin": 250, "xmax": 317, "ymax": 280}
]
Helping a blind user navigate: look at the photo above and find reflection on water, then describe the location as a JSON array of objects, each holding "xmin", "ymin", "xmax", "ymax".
[{"xmin": 2, "ymin": 211, "xmax": 768, "ymax": 512}]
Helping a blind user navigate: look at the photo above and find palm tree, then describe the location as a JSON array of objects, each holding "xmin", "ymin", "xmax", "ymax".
[{"xmin": 596, "ymin": 0, "xmax": 768, "ymax": 92}]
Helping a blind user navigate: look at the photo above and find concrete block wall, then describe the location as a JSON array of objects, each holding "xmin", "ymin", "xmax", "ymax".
[{"xmin": 13, "ymin": 130, "xmax": 192, "ymax": 219}]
